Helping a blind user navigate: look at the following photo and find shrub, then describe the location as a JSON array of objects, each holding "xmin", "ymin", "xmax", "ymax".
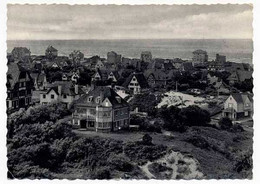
[
  {"xmin": 108, "ymin": 154, "xmax": 134, "ymax": 172},
  {"xmin": 179, "ymin": 105, "xmax": 211, "ymax": 127},
  {"xmin": 142, "ymin": 134, "xmax": 153, "ymax": 145},
  {"xmin": 185, "ymin": 135, "xmax": 210, "ymax": 150},
  {"xmin": 219, "ymin": 117, "xmax": 233, "ymax": 130},
  {"xmin": 130, "ymin": 115, "xmax": 161, "ymax": 133},
  {"xmin": 90, "ymin": 167, "xmax": 111, "ymax": 179}
]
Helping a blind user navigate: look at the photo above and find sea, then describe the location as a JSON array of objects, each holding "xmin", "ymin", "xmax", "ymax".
[{"xmin": 7, "ymin": 39, "xmax": 253, "ymax": 64}]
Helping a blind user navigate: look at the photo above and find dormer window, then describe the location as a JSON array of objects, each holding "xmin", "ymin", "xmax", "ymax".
[
  {"xmin": 96, "ymin": 97, "xmax": 101, "ymax": 104},
  {"xmin": 116, "ymin": 96, "xmax": 121, "ymax": 103},
  {"xmin": 88, "ymin": 96, "xmax": 93, "ymax": 102}
]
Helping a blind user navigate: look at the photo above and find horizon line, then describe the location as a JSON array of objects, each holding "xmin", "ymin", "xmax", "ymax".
[{"xmin": 7, "ymin": 38, "xmax": 253, "ymax": 41}]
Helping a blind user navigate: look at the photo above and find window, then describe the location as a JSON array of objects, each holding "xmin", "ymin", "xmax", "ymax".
[
  {"xmin": 63, "ymin": 94, "xmax": 67, "ymax": 99},
  {"xmin": 43, "ymin": 94, "xmax": 46, "ymax": 99},
  {"xmin": 88, "ymin": 96, "xmax": 93, "ymax": 102},
  {"xmin": 133, "ymin": 77, "xmax": 136, "ymax": 81},
  {"xmin": 245, "ymin": 111, "xmax": 249, "ymax": 116},
  {"xmin": 228, "ymin": 103, "xmax": 233, "ymax": 108},
  {"xmin": 96, "ymin": 97, "xmax": 100, "ymax": 104},
  {"xmin": 98, "ymin": 122, "xmax": 102, "ymax": 128},
  {"xmin": 51, "ymin": 94, "xmax": 55, "ymax": 99},
  {"xmin": 90, "ymin": 109, "xmax": 96, "ymax": 115}
]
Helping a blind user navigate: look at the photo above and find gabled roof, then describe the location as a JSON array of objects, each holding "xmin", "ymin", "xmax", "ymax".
[
  {"xmin": 230, "ymin": 93, "xmax": 253, "ymax": 104},
  {"xmin": 193, "ymin": 49, "xmax": 207, "ymax": 54},
  {"xmin": 74, "ymin": 86, "xmax": 129, "ymax": 108},
  {"xmin": 122, "ymin": 72, "xmax": 149, "ymax": 88},
  {"xmin": 94, "ymin": 69, "xmax": 120, "ymax": 81},
  {"xmin": 46, "ymin": 81, "xmax": 84, "ymax": 96},
  {"xmin": 46, "ymin": 45, "xmax": 58, "ymax": 52},
  {"xmin": 7, "ymin": 63, "xmax": 32, "ymax": 89},
  {"xmin": 182, "ymin": 62, "xmax": 194, "ymax": 71}
]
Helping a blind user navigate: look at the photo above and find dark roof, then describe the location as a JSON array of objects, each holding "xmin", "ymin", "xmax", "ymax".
[
  {"xmin": 182, "ymin": 62, "xmax": 194, "ymax": 71},
  {"xmin": 74, "ymin": 86, "xmax": 129, "ymax": 108},
  {"xmin": 193, "ymin": 50, "xmax": 207, "ymax": 54},
  {"xmin": 122, "ymin": 72, "xmax": 149, "ymax": 88},
  {"xmin": 46, "ymin": 45, "xmax": 58, "ymax": 52},
  {"xmin": 46, "ymin": 81, "xmax": 84, "ymax": 96},
  {"xmin": 7, "ymin": 63, "xmax": 32, "ymax": 89},
  {"xmin": 231, "ymin": 93, "xmax": 253, "ymax": 104}
]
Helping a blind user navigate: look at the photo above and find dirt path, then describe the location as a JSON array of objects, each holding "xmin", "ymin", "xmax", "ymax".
[{"xmin": 139, "ymin": 151, "xmax": 204, "ymax": 179}]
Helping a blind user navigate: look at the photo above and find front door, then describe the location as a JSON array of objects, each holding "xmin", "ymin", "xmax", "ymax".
[{"xmin": 80, "ymin": 120, "xmax": 87, "ymax": 129}]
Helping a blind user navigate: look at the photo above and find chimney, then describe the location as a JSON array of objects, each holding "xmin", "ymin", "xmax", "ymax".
[
  {"xmin": 75, "ymin": 84, "xmax": 79, "ymax": 95},
  {"xmin": 58, "ymin": 85, "xmax": 62, "ymax": 95}
]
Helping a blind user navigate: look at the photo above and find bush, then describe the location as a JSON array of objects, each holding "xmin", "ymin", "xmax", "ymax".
[
  {"xmin": 90, "ymin": 167, "xmax": 111, "ymax": 179},
  {"xmin": 142, "ymin": 134, "xmax": 153, "ymax": 145},
  {"xmin": 158, "ymin": 105, "xmax": 186, "ymax": 132},
  {"xmin": 130, "ymin": 115, "xmax": 161, "ymax": 133},
  {"xmin": 108, "ymin": 154, "xmax": 134, "ymax": 172},
  {"xmin": 219, "ymin": 117, "xmax": 233, "ymax": 130},
  {"xmin": 185, "ymin": 135, "xmax": 210, "ymax": 150},
  {"xmin": 179, "ymin": 105, "xmax": 211, "ymax": 127}
]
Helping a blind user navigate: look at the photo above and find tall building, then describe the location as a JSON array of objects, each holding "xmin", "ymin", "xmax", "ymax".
[
  {"xmin": 107, "ymin": 51, "xmax": 121, "ymax": 64},
  {"xmin": 215, "ymin": 53, "xmax": 226, "ymax": 63},
  {"xmin": 141, "ymin": 51, "xmax": 152, "ymax": 62},
  {"xmin": 72, "ymin": 86, "xmax": 130, "ymax": 132},
  {"xmin": 192, "ymin": 50, "xmax": 208, "ymax": 63},
  {"xmin": 45, "ymin": 45, "xmax": 58, "ymax": 60}
]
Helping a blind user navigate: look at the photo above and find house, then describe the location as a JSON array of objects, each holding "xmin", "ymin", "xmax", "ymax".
[
  {"xmin": 223, "ymin": 93, "xmax": 253, "ymax": 120},
  {"xmin": 107, "ymin": 51, "xmax": 121, "ymax": 64},
  {"xmin": 215, "ymin": 54, "xmax": 226, "ymax": 63},
  {"xmin": 192, "ymin": 50, "xmax": 208, "ymax": 63},
  {"xmin": 72, "ymin": 86, "xmax": 130, "ymax": 132},
  {"xmin": 172, "ymin": 58, "xmax": 184, "ymax": 70},
  {"xmin": 227, "ymin": 70, "xmax": 253, "ymax": 85},
  {"xmin": 69, "ymin": 50, "xmax": 84, "ymax": 66},
  {"xmin": 31, "ymin": 70, "xmax": 48, "ymax": 90},
  {"xmin": 11, "ymin": 47, "xmax": 31, "ymax": 62},
  {"xmin": 148, "ymin": 59, "xmax": 174, "ymax": 71},
  {"xmin": 181, "ymin": 62, "xmax": 194, "ymax": 72},
  {"xmin": 208, "ymin": 61, "xmax": 225, "ymax": 71},
  {"xmin": 144, "ymin": 69, "xmax": 175, "ymax": 88},
  {"xmin": 215, "ymin": 81, "xmax": 230, "ymax": 95},
  {"xmin": 45, "ymin": 45, "xmax": 58, "ymax": 60},
  {"xmin": 40, "ymin": 81, "xmax": 84, "ymax": 108},
  {"xmin": 122, "ymin": 72, "xmax": 149, "ymax": 94},
  {"xmin": 6, "ymin": 63, "xmax": 34, "ymax": 113},
  {"xmin": 141, "ymin": 51, "xmax": 152, "ymax": 62},
  {"xmin": 121, "ymin": 57, "xmax": 141, "ymax": 70}
]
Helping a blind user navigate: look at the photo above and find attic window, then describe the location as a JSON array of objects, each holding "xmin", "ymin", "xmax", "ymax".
[
  {"xmin": 88, "ymin": 96, "xmax": 93, "ymax": 102},
  {"xmin": 96, "ymin": 97, "xmax": 101, "ymax": 104},
  {"xmin": 116, "ymin": 96, "xmax": 121, "ymax": 103}
]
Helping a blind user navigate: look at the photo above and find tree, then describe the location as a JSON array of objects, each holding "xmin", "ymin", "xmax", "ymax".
[
  {"xmin": 158, "ymin": 105, "xmax": 186, "ymax": 132},
  {"xmin": 142, "ymin": 134, "xmax": 153, "ymax": 145},
  {"xmin": 179, "ymin": 105, "xmax": 211, "ymax": 127},
  {"xmin": 218, "ymin": 117, "xmax": 233, "ymax": 130}
]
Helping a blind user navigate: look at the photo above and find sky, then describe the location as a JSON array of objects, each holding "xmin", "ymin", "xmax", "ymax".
[{"xmin": 7, "ymin": 4, "xmax": 253, "ymax": 40}]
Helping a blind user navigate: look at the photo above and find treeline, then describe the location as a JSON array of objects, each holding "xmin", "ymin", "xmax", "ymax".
[{"xmin": 130, "ymin": 105, "xmax": 211, "ymax": 133}]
